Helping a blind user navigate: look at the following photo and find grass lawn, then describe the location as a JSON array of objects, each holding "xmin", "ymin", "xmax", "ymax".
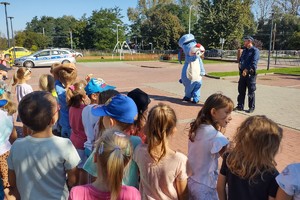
[
  {"xmin": 208, "ymin": 67, "xmax": 300, "ymax": 77},
  {"xmin": 165, "ymin": 59, "xmax": 227, "ymax": 64}
]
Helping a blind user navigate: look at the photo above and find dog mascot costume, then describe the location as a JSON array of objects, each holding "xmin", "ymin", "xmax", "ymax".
[{"xmin": 178, "ymin": 34, "xmax": 205, "ymax": 103}]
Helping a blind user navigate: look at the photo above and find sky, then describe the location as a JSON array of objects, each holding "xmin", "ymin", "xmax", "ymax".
[{"xmin": 0, "ymin": 0, "xmax": 137, "ymax": 37}]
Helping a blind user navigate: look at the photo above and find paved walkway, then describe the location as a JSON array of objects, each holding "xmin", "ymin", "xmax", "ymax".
[{"xmin": 6, "ymin": 61, "xmax": 300, "ymax": 171}]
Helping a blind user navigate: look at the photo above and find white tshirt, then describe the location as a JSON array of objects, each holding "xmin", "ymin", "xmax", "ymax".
[
  {"xmin": 0, "ymin": 110, "xmax": 13, "ymax": 155},
  {"xmin": 82, "ymin": 104, "xmax": 100, "ymax": 151},
  {"xmin": 276, "ymin": 163, "xmax": 300, "ymax": 200},
  {"xmin": 188, "ymin": 124, "xmax": 229, "ymax": 189},
  {"xmin": 16, "ymin": 83, "xmax": 33, "ymax": 102},
  {"xmin": 7, "ymin": 135, "xmax": 80, "ymax": 200}
]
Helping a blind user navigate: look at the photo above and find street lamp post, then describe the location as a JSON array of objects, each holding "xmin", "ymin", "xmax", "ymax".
[
  {"xmin": 117, "ymin": 24, "xmax": 119, "ymax": 44},
  {"xmin": 267, "ymin": 12, "xmax": 274, "ymax": 70},
  {"xmin": 8, "ymin": 16, "xmax": 16, "ymax": 59},
  {"xmin": 188, "ymin": 5, "xmax": 195, "ymax": 34},
  {"xmin": 1, "ymin": 2, "xmax": 10, "ymax": 48},
  {"xmin": 70, "ymin": 30, "xmax": 73, "ymax": 49}
]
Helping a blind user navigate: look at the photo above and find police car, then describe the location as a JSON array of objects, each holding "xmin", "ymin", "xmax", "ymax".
[{"xmin": 14, "ymin": 48, "xmax": 76, "ymax": 68}]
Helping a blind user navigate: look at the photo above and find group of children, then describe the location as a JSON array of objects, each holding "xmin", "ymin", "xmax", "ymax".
[{"xmin": 0, "ymin": 63, "xmax": 299, "ymax": 200}]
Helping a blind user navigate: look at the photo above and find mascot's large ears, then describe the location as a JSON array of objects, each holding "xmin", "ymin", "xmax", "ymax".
[{"xmin": 178, "ymin": 34, "xmax": 196, "ymax": 48}]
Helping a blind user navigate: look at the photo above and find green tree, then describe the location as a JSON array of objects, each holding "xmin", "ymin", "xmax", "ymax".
[
  {"xmin": 194, "ymin": 0, "xmax": 256, "ymax": 49},
  {"xmin": 128, "ymin": 2, "xmax": 191, "ymax": 49},
  {"xmin": 141, "ymin": 6, "xmax": 184, "ymax": 50},
  {"xmin": 0, "ymin": 32, "xmax": 7, "ymax": 49},
  {"xmin": 275, "ymin": 13, "xmax": 300, "ymax": 49},
  {"xmin": 72, "ymin": 15, "xmax": 89, "ymax": 49},
  {"xmin": 287, "ymin": 31, "xmax": 300, "ymax": 49},
  {"xmin": 83, "ymin": 7, "xmax": 125, "ymax": 50},
  {"xmin": 53, "ymin": 15, "xmax": 77, "ymax": 48},
  {"xmin": 15, "ymin": 31, "xmax": 51, "ymax": 50}
]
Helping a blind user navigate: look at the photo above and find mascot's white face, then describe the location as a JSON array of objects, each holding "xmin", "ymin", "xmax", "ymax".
[
  {"xmin": 178, "ymin": 34, "xmax": 205, "ymax": 58},
  {"xmin": 189, "ymin": 43, "xmax": 205, "ymax": 56}
]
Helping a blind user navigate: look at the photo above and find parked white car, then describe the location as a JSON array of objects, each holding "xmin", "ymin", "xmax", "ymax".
[
  {"xmin": 60, "ymin": 48, "xmax": 83, "ymax": 57},
  {"xmin": 14, "ymin": 49, "xmax": 76, "ymax": 68},
  {"xmin": 70, "ymin": 49, "xmax": 83, "ymax": 57}
]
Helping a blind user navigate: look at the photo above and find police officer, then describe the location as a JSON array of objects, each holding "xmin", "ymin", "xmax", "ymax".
[{"xmin": 235, "ymin": 36, "xmax": 260, "ymax": 113}]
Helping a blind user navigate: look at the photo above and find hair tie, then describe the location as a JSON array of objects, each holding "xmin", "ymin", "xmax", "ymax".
[
  {"xmin": 113, "ymin": 131, "xmax": 126, "ymax": 137},
  {"xmin": 69, "ymin": 85, "xmax": 75, "ymax": 91},
  {"xmin": 114, "ymin": 146, "xmax": 121, "ymax": 151},
  {"xmin": 98, "ymin": 141, "xmax": 104, "ymax": 155}
]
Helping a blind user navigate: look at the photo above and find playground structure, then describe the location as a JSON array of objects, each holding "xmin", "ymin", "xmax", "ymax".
[{"xmin": 112, "ymin": 41, "xmax": 133, "ymax": 60}]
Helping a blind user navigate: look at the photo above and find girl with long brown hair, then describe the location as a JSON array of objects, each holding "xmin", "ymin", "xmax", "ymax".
[
  {"xmin": 188, "ymin": 93, "xmax": 233, "ymax": 200},
  {"xmin": 217, "ymin": 115, "xmax": 283, "ymax": 200}
]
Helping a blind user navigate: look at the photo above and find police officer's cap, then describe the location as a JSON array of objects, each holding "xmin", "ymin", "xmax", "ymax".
[{"xmin": 243, "ymin": 36, "xmax": 254, "ymax": 42}]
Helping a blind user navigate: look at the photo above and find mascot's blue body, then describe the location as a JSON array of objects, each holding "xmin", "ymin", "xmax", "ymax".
[{"xmin": 178, "ymin": 34, "xmax": 206, "ymax": 103}]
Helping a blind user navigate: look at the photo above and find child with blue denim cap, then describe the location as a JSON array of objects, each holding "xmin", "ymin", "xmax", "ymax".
[
  {"xmin": 82, "ymin": 78, "xmax": 116, "ymax": 158},
  {"xmin": 83, "ymin": 94, "xmax": 141, "ymax": 189}
]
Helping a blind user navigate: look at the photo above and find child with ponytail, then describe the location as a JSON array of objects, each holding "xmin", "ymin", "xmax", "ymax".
[
  {"xmin": 12, "ymin": 67, "xmax": 33, "ymax": 136},
  {"xmin": 69, "ymin": 128, "xmax": 141, "ymax": 200},
  {"xmin": 67, "ymin": 80, "xmax": 89, "ymax": 184},
  {"xmin": 133, "ymin": 103, "xmax": 190, "ymax": 199}
]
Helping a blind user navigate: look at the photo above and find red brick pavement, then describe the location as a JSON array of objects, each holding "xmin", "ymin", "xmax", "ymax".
[{"xmin": 6, "ymin": 61, "xmax": 300, "ymax": 172}]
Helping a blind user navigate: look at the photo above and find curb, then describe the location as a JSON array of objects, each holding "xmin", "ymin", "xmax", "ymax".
[
  {"xmin": 140, "ymin": 65, "xmax": 163, "ymax": 69},
  {"xmin": 274, "ymin": 72, "xmax": 300, "ymax": 77},
  {"xmin": 205, "ymin": 74, "xmax": 220, "ymax": 79},
  {"xmin": 206, "ymin": 72, "xmax": 279, "ymax": 80}
]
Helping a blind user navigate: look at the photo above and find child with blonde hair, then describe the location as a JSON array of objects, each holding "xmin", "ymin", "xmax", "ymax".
[
  {"xmin": 133, "ymin": 103, "xmax": 190, "ymax": 199},
  {"xmin": 188, "ymin": 93, "xmax": 233, "ymax": 200},
  {"xmin": 69, "ymin": 128, "xmax": 141, "ymax": 200},
  {"xmin": 83, "ymin": 94, "xmax": 141, "ymax": 188},
  {"xmin": 67, "ymin": 80, "xmax": 89, "ymax": 184},
  {"xmin": 12, "ymin": 67, "xmax": 33, "ymax": 101},
  {"xmin": 0, "ymin": 80, "xmax": 17, "ymax": 117},
  {"xmin": 12, "ymin": 67, "xmax": 33, "ymax": 136},
  {"xmin": 217, "ymin": 115, "xmax": 283, "ymax": 200},
  {"xmin": 39, "ymin": 74, "xmax": 57, "ymax": 97}
]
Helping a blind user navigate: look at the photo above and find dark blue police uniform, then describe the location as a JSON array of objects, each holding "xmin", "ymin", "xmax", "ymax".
[{"xmin": 237, "ymin": 46, "xmax": 260, "ymax": 111}]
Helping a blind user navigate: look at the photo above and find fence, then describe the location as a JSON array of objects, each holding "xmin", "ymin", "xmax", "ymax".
[
  {"xmin": 77, "ymin": 49, "xmax": 300, "ymax": 66},
  {"xmin": 205, "ymin": 50, "xmax": 300, "ymax": 66}
]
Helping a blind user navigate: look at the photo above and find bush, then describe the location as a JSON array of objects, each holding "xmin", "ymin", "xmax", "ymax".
[
  {"xmin": 161, "ymin": 54, "xmax": 171, "ymax": 60},
  {"xmin": 31, "ymin": 45, "xmax": 38, "ymax": 51}
]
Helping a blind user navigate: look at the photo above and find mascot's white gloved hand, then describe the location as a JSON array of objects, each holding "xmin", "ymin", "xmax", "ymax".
[{"xmin": 189, "ymin": 43, "xmax": 205, "ymax": 57}]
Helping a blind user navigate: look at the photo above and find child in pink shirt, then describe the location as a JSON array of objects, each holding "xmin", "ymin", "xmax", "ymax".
[
  {"xmin": 67, "ymin": 80, "xmax": 88, "ymax": 184},
  {"xmin": 69, "ymin": 128, "xmax": 141, "ymax": 200},
  {"xmin": 133, "ymin": 103, "xmax": 190, "ymax": 200}
]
